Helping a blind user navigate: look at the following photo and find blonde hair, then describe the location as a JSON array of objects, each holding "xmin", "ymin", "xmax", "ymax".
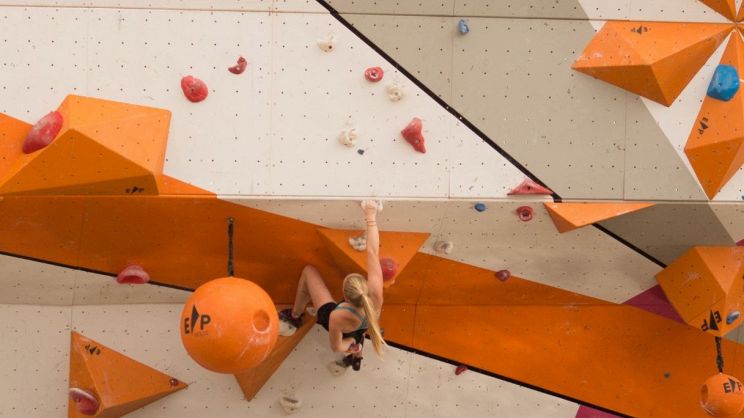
[{"xmin": 343, "ymin": 273, "xmax": 387, "ymax": 356}]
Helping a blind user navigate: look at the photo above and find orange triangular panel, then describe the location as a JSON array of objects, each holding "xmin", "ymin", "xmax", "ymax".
[
  {"xmin": 0, "ymin": 130, "xmax": 159, "ymax": 195},
  {"xmin": 57, "ymin": 95, "xmax": 171, "ymax": 175},
  {"xmin": 69, "ymin": 332, "xmax": 187, "ymax": 418},
  {"xmin": 656, "ymin": 247, "xmax": 744, "ymax": 336},
  {"xmin": 235, "ymin": 310, "xmax": 315, "ymax": 400},
  {"xmin": 316, "ymin": 228, "xmax": 430, "ymax": 286},
  {"xmin": 685, "ymin": 34, "xmax": 744, "ymax": 199},
  {"xmin": 573, "ymin": 22, "xmax": 733, "ymax": 106},
  {"xmin": 737, "ymin": 3, "xmax": 744, "ymax": 21},
  {"xmin": 700, "ymin": 0, "xmax": 737, "ymax": 21},
  {"xmin": 544, "ymin": 202, "xmax": 655, "ymax": 233},
  {"xmin": 0, "ymin": 114, "xmax": 30, "ymax": 178},
  {"xmin": 156, "ymin": 175, "xmax": 214, "ymax": 195}
]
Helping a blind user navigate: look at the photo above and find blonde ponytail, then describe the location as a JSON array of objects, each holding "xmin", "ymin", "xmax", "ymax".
[{"xmin": 343, "ymin": 273, "xmax": 388, "ymax": 357}]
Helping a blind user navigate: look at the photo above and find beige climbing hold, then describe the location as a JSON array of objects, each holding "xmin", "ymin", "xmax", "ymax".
[
  {"xmin": 360, "ymin": 200, "xmax": 383, "ymax": 212},
  {"xmin": 386, "ymin": 83, "xmax": 405, "ymax": 102},
  {"xmin": 279, "ymin": 394, "xmax": 303, "ymax": 414},
  {"xmin": 338, "ymin": 128, "xmax": 358, "ymax": 147},
  {"xmin": 433, "ymin": 241, "xmax": 454, "ymax": 255},
  {"xmin": 317, "ymin": 35, "xmax": 336, "ymax": 52},
  {"xmin": 278, "ymin": 320, "xmax": 297, "ymax": 337},
  {"xmin": 328, "ymin": 360, "xmax": 348, "ymax": 376},
  {"xmin": 348, "ymin": 231, "xmax": 367, "ymax": 252},
  {"xmin": 305, "ymin": 306, "xmax": 317, "ymax": 317}
]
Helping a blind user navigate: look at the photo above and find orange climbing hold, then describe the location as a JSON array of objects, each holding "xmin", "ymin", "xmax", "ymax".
[
  {"xmin": 68, "ymin": 331, "xmax": 187, "ymax": 418},
  {"xmin": 573, "ymin": 21, "xmax": 733, "ymax": 106},
  {"xmin": 544, "ymin": 202, "xmax": 654, "ymax": 233},
  {"xmin": 700, "ymin": 0, "xmax": 737, "ymax": 21},
  {"xmin": 316, "ymin": 227, "xmax": 429, "ymax": 288},
  {"xmin": 0, "ymin": 95, "xmax": 171, "ymax": 196},
  {"xmin": 656, "ymin": 247, "xmax": 744, "ymax": 337},
  {"xmin": 701, "ymin": 373, "xmax": 744, "ymax": 416},
  {"xmin": 180, "ymin": 277, "xmax": 279, "ymax": 373},
  {"xmin": 685, "ymin": 34, "xmax": 744, "ymax": 199}
]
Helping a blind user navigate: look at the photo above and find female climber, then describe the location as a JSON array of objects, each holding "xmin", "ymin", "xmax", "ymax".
[{"xmin": 279, "ymin": 200, "xmax": 386, "ymax": 370}]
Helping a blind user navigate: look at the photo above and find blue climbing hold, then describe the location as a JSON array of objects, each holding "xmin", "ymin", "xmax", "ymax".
[
  {"xmin": 727, "ymin": 311, "xmax": 740, "ymax": 325},
  {"xmin": 474, "ymin": 203, "xmax": 486, "ymax": 212},
  {"xmin": 707, "ymin": 64, "xmax": 739, "ymax": 101},
  {"xmin": 458, "ymin": 19, "xmax": 469, "ymax": 34}
]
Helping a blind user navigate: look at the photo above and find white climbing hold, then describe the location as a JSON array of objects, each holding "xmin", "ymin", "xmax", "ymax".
[
  {"xmin": 386, "ymin": 83, "xmax": 405, "ymax": 102},
  {"xmin": 433, "ymin": 241, "xmax": 454, "ymax": 255},
  {"xmin": 328, "ymin": 360, "xmax": 348, "ymax": 376},
  {"xmin": 348, "ymin": 230, "xmax": 367, "ymax": 252},
  {"xmin": 305, "ymin": 306, "xmax": 317, "ymax": 316},
  {"xmin": 279, "ymin": 394, "xmax": 302, "ymax": 414},
  {"xmin": 317, "ymin": 35, "xmax": 336, "ymax": 52},
  {"xmin": 278, "ymin": 320, "xmax": 297, "ymax": 337},
  {"xmin": 338, "ymin": 128, "xmax": 358, "ymax": 147},
  {"xmin": 360, "ymin": 200, "xmax": 383, "ymax": 212}
]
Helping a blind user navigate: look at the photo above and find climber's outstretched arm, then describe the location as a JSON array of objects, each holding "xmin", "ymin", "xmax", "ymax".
[{"xmin": 361, "ymin": 200, "xmax": 383, "ymax": 309}]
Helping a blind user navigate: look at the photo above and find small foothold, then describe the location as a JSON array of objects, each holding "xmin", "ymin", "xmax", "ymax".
[
  {"xmin": 401, "ymin": 117, "xmax": 426, "ymax": 153},
  {"xmin": 727, "ymin": 311, "xmax": 740, "ymax": 324},
  {"xmin": 495, "ymin": 270, "xmax": 511, "ymax": 281},
  {"xmin": 357, "ymin": 149, "xmax": 365, "ymax": 155},
  {"xmin": 228, "ymin": 56, "xmax": 248, "ymax": 74},
  {"xmin": 380, "ymin": 257, "xmax": 398, "ymax": 281},
  {"xmin": 474, "ymin": 203, "xmax": 487, "ymax": 212},
  {"xmin": 507, "ymin": 179, "xmax": 553, "ymax": 195},
  {"xmin": 457, "ymin": 19, "xmax": 469, "ymax": 34},
  {"xmin": 386, "ymin": 83, "xmax": 405, "ymax": 102},
  {"xmin": 433, "ymin": 241, "xmax": 454, "ymax": 255},
  {"xmin": 317, "ymin": 35, "xmax": 336, "ymax": 52},
  {"xmin": 169, "ymin": 378, "xmax": 180, "ymax": 387},
  {"xmin": 180, "ymin": 76, "xmax": 208, "ymax": 103},
  {"xmin": 455, "ymin": 365, "xmax": 468, "ymax": 375},
  {"xmin": 278, "ymin": 320, "xmax": 297, "ymax": 337},
  {"xmin": 364, "ymin": 66, "xmax": 384, "ymax": 82},
  {"xmin": 348, "ymin": 231, "xmax": 368, "ymax": 252},
  {"xmin": 339, "ymin": 128, "xmax": 358, "ymax": 147},
  {"xmin": 707, "ymin": 64, "xmax": 739, "ymax": 101},
  {"xmin": 279, "ymin": 394, "xmax": 302, "ymax": 414},
  {"xmin": 116, "ymin": 265, "xmax": 150, "ymax": 284},
  {"xmin": 69, "ymin": 388, "xmax": 99, "ymax": 416},
  {"xmin": 516, "ymin": 206, "xmax": 533, "ymax": 221},
  {"xmin": 23, "ymin": 111, "xmax": 63, "ymax": 154},
  {"xmin": 328, "ymin": 360, "xmax": 348, "ymax": 376}
]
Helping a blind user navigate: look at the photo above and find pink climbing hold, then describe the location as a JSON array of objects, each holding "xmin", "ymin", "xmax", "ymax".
[
  {"xmin": 180, "ymin": 76, "xmax": 208, "ymax": 102},
  {"xmin": 228, "ymin": 56, "xmax": 248, "ymax": 74},
  {"xmin": 380, "ymin": 257, "xmax": 398, "ymax": 281},
  {"xmin": 364, "ymin": 67, "xmax": 384, "ymax": 82},
  {"xmin": 737, "ymin": 239, "xmax": 744, "ymax": 246},
  {"xmin": 507, "ymin": 179, "xmax": 553, "ymax": 196},
  {"xmin": 495, "ymin": 270, "xmax": 511, "ymax": 281},
  {"xmin": 401, "ymin": 117, "xmax": 426, "ymax": 153},
  {"xmin": 69, "ymin": 388, "xmax": 99, "ymax": 416},
  {"xmin": 116, "ymin": 265, "xmax": 150, "ymax": 284},
  {"xmin": 22, "ymin": 111, "xmax": 63, "ymax": 154},
  {"xmin": 455, "ymin": 365, "xmax": 468, "ymax": 375},
  {"xmin": 516, "ymin": 206, "xmax": 533, "ymax": 222}
]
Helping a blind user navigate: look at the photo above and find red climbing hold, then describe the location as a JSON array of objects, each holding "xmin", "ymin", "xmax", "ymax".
[
  {"xmin": 516, "ymin": 206, "xmax": 533, "ymax": 222},
  {"xmin": 455, "ymin": 365, "xmax": 468, "ymax": 375},
  {"xmin": 495, "ymin": 270, "xmax": 511, "ymax": 281},
  {"xmin": 401, "ymin": 117, "xmax": 426, "ymax": 153},
  {"xmin": 507, "ymin": 179, "xmax": 553, "ymax": 195},
  {"xmin": 364, "ymin": 67, "xmax": 384, "ymax": 82},
  {"xmin": 228, "ymin": 56, "xmax": 248, "ymax": 74},
  {"xmin": 116, "ymin": 265, "xmax": 150, "ymax": 284},
  {"xmin": 181, "ymin": 76, "xmax": 208, "ymax": 102},
  {"xmin": 22, "ymin": 111, "xmax": 63, "ymax": 154},
  {"xmin": 737, "ymin": 239, "xmax": 744, "ymax": 246},
  {"xmin": 69, "ymin": 388, "xmax": 99, "ymax": 416},
  {"xmin": 380, "ymin": 257, "xmax": 398, "ymax": 281}
]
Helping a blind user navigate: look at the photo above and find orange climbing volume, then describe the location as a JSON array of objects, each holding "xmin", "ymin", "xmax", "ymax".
[
  {"xmin": 68, "ymin": 331, "xmax": 187, "ymax": 417},
  {"xmin": 685, "ymin": 34, "xmax": 744, "ymax": 199},
  {"xmin": 544, "ymin": 202, "xmax": 654, "ymax": 233},
  {"xmin": 700, "ymin": 0, "xmax": 737, "ymax": 21},
  {"xmin": 573, "ymin": 21, "xmax": 733, "ymax": 106}
]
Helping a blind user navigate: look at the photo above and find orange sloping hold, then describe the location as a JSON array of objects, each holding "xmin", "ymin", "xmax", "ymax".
[
  {"xmin": 685, "ymin": 34, "xmax": 744, "ymax": 199},
  {"xmin": 656, "ymin": 246, "xmax": 744, "ymax": 336},
  {"xmin": 701, "ymin": 0, "xmax": 737, "ymax": 21},
  {"xmin": 316, "ymin": 227, "xmax": 430, "ymax": 287},
  {"xmin": 234, "ymin": 310, "xmax": 315, "ymax": 400},
  {"xmin": 0, "ymin": 95, "xmax": 171, "ymax": 196},
  {"xmin": 69, "ymin": 331, "xmax": 186, "ymax": 418},
  {"xmin": 573, "ymin": 21, "xmax": 733, "ymax": 106},
  {"xmin": 0, "ymin": 113, "xmax": 30, "ymax": 177},
  {"xmin": 544, "ymin": 202, "xmax": 655, "ymax": 233}
]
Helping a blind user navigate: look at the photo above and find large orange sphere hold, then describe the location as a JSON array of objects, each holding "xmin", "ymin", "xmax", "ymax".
[
  {"xmin": 180, "ymin": 277, "xmax": 278, "ymax": 374},
  {"xmin": 701, "ymin": 373, "xmax": 744, "ymax": 417}
]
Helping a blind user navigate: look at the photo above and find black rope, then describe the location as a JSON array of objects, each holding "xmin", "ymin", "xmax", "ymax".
[
  {"xmin": 716, "ymin": 336, "xmax": 724, "ymax": 373},
  {"xmin": 227, "ymin": 217, "xmax": 235, "ymax": 277}
]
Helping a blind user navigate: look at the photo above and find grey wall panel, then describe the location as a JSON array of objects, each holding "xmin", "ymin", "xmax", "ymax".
[{"xmin": 598, "ymin": 203, "xmax": 734, "ymax": 264}]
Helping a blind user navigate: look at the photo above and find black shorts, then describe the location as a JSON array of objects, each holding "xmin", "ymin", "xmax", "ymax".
[{"xmin": 316, "ymin": 301, "xmax": 367, "ymax": 345}]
